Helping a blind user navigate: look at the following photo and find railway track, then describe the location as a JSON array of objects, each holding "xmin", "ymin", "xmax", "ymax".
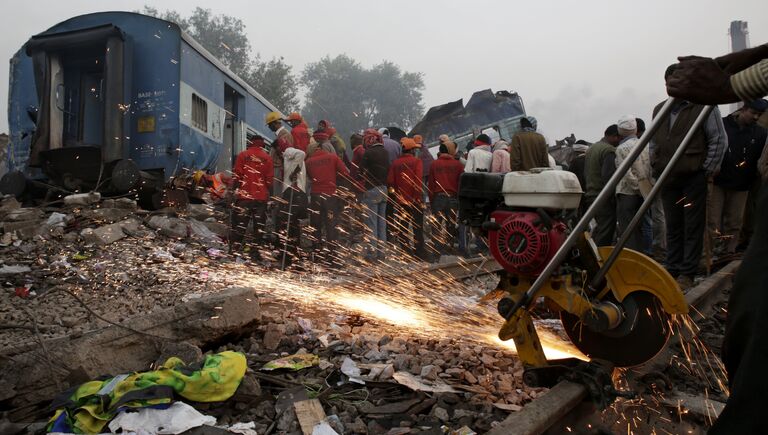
[
  {"xmin": 336, "ymin": 255, "xmax": 503, "ymax": 286},
  {"xmin": 486, "ymin": 260, "xmax": 740, "ymax": 435},
  {"xmin": 425, "ymin": 256, "xmax": 503, "ymax": 280}
]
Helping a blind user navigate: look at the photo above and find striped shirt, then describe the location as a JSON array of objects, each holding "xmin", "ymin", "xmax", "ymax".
[{"xmin": 732, "ymin": 59, "xmax": 768, "ymax": 101}]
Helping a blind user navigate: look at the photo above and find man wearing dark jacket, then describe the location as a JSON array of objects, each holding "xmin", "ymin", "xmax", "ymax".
[
  {"xmin": 360, "ymin": 129, "xmax": 390, "ymax": 260},
  {"xmin": 583, "ymin": 124, "xmax": 621, "ymax": 246},
  {"xmin": 651, "ymin": 65, "xmax": 728, "ymax": 289},
  {"xmin": 708, "ymin": 99, "xmax": 767, "ymax": 255}
]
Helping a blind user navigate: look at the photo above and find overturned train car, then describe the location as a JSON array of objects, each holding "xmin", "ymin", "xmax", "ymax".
[{"xmin": 2, "ymin": 11, "xmax": 280, "ymax": 197}]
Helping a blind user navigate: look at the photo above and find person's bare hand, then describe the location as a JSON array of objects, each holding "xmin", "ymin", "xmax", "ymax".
[
  {"xmin": 666, "ymin": 57, "xmax": 740, "ymax": 104},
  {"xmin": 713, "ymin": 44, "xmax": 768, "ymax": 73}
]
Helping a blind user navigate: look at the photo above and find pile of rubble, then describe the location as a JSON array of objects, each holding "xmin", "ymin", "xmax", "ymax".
[{"xmin": 218, "ymin": 310, "xmax": 546, "ymax": 434}]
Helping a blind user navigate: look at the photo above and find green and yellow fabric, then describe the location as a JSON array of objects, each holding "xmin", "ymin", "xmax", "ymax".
[{"xmin": 47, "ymin": 351, "xmax": 246, "ymax": 434}]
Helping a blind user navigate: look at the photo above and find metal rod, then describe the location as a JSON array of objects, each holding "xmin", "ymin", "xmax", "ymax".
[
  {"xmin": 504, "ymin": 97, "xmax": 678, "ymax": 320},
  {"xmin": 589, "ymin": 105, "xmax": 714, "ymax": 288},
  {"xmin": 280, "ymin": 186, "xmax": 295, "ymax": 270}
]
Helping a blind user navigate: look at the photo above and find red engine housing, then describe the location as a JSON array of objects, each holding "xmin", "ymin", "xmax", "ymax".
[{"xmin": 488, "ymin": 210, "xmax": 567, "ymax": 276}]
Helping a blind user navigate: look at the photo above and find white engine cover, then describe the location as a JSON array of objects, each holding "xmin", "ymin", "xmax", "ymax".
[{"xmin": 501, "ymin": 168, "xmax": 583, "ymax": 210}]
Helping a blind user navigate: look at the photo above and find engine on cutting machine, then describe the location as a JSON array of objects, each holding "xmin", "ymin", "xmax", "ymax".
[{"xmin": 458, "ymin": 169, "xmax": 583, "ymax": 276}]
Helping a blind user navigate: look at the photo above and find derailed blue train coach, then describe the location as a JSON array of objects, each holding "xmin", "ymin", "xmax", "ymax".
[{"xmin": 3, "ymin": 11, "xmax": 280, "ymax": 196}]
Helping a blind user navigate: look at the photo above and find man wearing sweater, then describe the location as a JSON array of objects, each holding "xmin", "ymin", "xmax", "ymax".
[
  {"xmin": 510, "ymin": 116, "xmax": 549, "ymax": 171},
  {"xmin": 464, "ymin": 133, "xmax": 493, "ymax": 173}
]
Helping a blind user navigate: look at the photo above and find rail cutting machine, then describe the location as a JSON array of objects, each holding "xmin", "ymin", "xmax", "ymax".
[{"xmin": 458, "ymin": 98, "xmax": 710, "ymax": 397}]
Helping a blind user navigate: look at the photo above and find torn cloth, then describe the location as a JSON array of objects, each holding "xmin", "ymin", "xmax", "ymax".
[{"xmin": 47, "ymin": 351, "xmax": 246, "ymax": 434}]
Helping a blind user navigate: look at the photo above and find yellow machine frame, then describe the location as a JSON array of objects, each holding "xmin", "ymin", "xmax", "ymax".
[{"xmin": 497, "ymin": 245, "xmax": 688, "ymax": 368}]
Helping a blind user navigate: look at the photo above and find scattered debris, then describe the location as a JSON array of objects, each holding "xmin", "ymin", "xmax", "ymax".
[
  {"xmin": 62, "ymin": 192, "xmax": 101, "ymax": 206},
  {"xmin": 294, "ymin": 399, "xmax": 327, "ymax": 435},
  {"xmin": 262, "ymin": 353, "xmax": 320, "ymax": 371},
  {"xmin": 0, "ymin": 193, "xmax": 727, "ymax": 434},
  {"xmin": 0, "ymin": 264, "xmax": 31, "ymax": 274},
  {"xmin": 393, "ymin": 371, "xmax": 458, "ymax": 394}
]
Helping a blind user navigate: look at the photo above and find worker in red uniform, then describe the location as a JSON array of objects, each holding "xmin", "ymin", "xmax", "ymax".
[
  {"xmin": 428, "ymin": 143, "xmax": 465, "ymax": 254},
  {"xmin": 231, "ymin": 135, "xmax": 274, "ymax": 261},
  {"xmin": 387, "ymin": 137, "xmax": 426, "ymax": 260},
  {"xmin": 305, "ymin": 131, "xmax": 351, "ymax": 266},
  {"xmin": 284, "ymin": 112, "xmax": 310, "ymax": 153}
]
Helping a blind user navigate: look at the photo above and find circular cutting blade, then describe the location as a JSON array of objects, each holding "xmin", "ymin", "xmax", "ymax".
[{"xmin": 560, "ymin": 292, "xmax": 672, "ymax": 367}]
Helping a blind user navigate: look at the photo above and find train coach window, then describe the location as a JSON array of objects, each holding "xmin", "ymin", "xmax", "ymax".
[{"xmin": 192, "ymin": 93, "xmax": 208, "ymax": 133}]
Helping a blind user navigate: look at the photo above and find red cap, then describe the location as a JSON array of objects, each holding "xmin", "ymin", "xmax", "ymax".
[
  {"xmin": 248, "ymin": 136, "xmax": 265, "ymax": 147},
  {"xmin": 285, "ymin": 112, "xmax": 303, "ymax": 122}
]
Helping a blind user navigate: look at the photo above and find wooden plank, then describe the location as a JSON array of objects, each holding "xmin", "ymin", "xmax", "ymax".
[
  {"xmin": 486, "ymin": 381, "xmax": 588, "ymax": 435},
  {"xmin": 294, "ymin": 399, "xmax": 327, "ymax": 435}
]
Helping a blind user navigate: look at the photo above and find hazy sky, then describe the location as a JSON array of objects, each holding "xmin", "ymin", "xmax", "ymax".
[{"xmin": 3, "ymin": 0, "xmax": 767, "ymax": 141}]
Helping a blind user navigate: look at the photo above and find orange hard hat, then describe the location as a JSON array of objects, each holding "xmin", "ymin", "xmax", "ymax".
[
  {"xmin": 413, "ymin": 135, "xmax": 424, "ymax": 145},
  {"xmin": 400, "ymin": 137, "xmax": 421, "ymax": 151}
]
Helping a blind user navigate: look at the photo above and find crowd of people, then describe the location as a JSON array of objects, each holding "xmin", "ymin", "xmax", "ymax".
[{"xmin": 195, "ymin": 111, "xmax": 559, "ymax": 270}]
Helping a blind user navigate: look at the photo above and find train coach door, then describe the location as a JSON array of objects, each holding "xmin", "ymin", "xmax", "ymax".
[
  {"xmin": 218, "ymin": 84, "xmax": 245, "ymax": 172},
  {"xmin": 25, "ymin": 25, "xmax": 127, "ymax": 169},
  {"xmin": 79, "ymin": 71, "xmax": 105, "ymax": 146}
]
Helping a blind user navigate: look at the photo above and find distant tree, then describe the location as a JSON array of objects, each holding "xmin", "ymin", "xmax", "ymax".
[
  {"xmin": 302, "ymin": 55, "xmax": 425, "ymax": 137},
  {"xmin": 364, "ymin": 61, "xmax": 425, "ymax": 131},
  {"xmin": 302, "ymin": 55, "xmax": 368, "ymax": 137},
  {"xmin": 243, "ymin": 56, "xmax": 300, "ymax": 113},
  {"xmin": 140, "ymin": 6, "xmax": 298, "ymax": 112}
]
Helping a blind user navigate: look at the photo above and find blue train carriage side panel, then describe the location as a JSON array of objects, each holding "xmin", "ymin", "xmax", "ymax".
[
  {"xmin": 122, "ymin": 15, "xmax": 182, "ymax": 181},
  {"xmin": 177, "ymin": 33, "xmax": 280, "ymax": 179}
]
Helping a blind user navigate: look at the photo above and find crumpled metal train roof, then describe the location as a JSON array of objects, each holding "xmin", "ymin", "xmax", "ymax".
[{"xmin": 409, "ymin": 89, "xmax": 525, "ymax": 144}]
